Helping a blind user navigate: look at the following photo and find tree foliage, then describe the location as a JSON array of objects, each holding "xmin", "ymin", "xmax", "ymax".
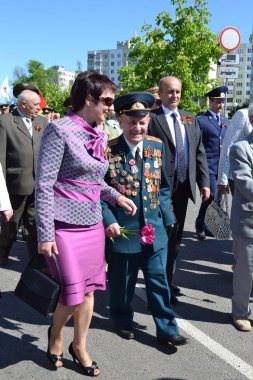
[
  {"xmin": 13, "ymin": 59, "xmax": 70, "ymax": 115},
  {"xmin": 13, "ymin": 60, "xmax": 57, "ymax": 91},
  {"xmin": 118, "ymin": 0, "xmax": 223, "ymax": 112}
]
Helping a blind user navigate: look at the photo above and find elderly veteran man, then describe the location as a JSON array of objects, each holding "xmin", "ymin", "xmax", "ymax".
[
  {"xmin": 102, "ymin": 92, "xmax": 189, "ymax": 346},
  {"xmin": 0, "ymin": 83, "xmax": 48, "ymax": 266},
  {"xmin": 195, "ymin": 86, "xmax": 230, "ymax": 240}
]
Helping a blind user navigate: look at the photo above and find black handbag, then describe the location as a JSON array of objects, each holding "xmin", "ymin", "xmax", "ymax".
[{"xmin": 14, "ymin": 254, "xmax": 62, "ymax": 317}]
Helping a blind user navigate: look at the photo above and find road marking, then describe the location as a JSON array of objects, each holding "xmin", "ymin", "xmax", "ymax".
[{"xmin": 136, "ymin": 288, "xmax": 253, "ymax": 380}]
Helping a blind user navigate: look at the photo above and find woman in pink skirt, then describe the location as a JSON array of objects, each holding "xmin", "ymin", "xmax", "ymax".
[{"xmin": 35, "ymin": 70, "xmax": 136, "ymax": 376}]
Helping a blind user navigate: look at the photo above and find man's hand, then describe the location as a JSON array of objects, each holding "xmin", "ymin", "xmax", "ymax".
[
  {"xmin": 1, "ymin": 208, "xmax": 13, "ymax": 222},
  {"xmin": 38, "ymin": 241, "xmax": 59, "ymax": 258},
  {"xmin": 105, "ymin": 223, "xmax": 121, "ymax": 238},
  {"xmin": 117, "ymin": 196, "xmax": 137, "ymax": 216},
  {"xmin": 218, "ymin": 184, "xmax": 230, "ymax": 194},
  {"xmin": 200, "ymin": 187, "xmax": 210, "ymax": 201}
]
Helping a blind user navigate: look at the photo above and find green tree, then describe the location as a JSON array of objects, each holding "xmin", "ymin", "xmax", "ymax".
[
  {"xmin": 42, "ymin": 82, "xmax": 70, "ymax": 116},
  {"xmin": 13, "ymin": 59, "xmax": 57, "ymax": 92},
  {"xmin": 118, "ymin": 0, "xmax": 223, "ymax": 112},
  {"xmin": 13, "ymin": 60, "xmax": 70, "ymax": 115}
]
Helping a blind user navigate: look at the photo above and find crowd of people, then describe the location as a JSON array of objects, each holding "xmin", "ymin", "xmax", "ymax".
[{"xmin": 0, "ymin": 70, "xmax": 253, "ymax": 376}]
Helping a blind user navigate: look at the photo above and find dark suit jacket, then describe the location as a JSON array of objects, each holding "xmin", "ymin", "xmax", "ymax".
[
  {"xmin": 148, "ymin": 107, "xmax": 209, "ymax": 202},
  {"xmin": 0, "ymin": 110, "xmax": 48, "ymax": 195},
  {"xmin": 102, "ymin": 134, "xmax": 175, "ymax": 253},
  {"xmin": 197, "ymin": 110, "xmax": 230, "ymax": 176}
]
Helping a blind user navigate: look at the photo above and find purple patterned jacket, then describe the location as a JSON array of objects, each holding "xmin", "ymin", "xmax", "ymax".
[{"xmin": 35, "ymin": 111, "xmax": 120, "ymax": 241}]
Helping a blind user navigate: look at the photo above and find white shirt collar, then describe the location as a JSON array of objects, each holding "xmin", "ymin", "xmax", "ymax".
[{"xmin": 124, "ymin": 137, "xmax": 143, "ymax": 157}]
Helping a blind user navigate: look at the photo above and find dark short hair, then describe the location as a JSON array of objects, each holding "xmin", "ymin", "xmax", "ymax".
[{"xmin": 70, "ymin": 70, "xmax": 117, "ymax": 112}]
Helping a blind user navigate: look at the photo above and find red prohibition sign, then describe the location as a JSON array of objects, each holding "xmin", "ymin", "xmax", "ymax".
[{"xmin": 219, "ymin": 27, "xmax": 241, "ymax": 52}]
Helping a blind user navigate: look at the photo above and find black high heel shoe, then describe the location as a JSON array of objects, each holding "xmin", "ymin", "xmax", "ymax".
[
  {"xmin": 68, "ymin": 342, "xmax": 100, "ymax": 377},
  {"xmin": 47, "ymin": 326, "xmax": 63, "ymax": 368}
]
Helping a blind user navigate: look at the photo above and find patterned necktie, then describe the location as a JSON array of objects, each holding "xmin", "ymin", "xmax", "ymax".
[
  {"xmin": 25, "ymin": 118, "xmax": 33, "ymax": 136},
  {"xmin": 216, "ymin": 114, "xmax": 221, "ymax": 126},
  {"xmin": 171, "ymin": 112, "xmax": 186, "ymax": 183},
  {"xmin": 135, "ymin": 146, "xmax": 142, "ymax": 172}
]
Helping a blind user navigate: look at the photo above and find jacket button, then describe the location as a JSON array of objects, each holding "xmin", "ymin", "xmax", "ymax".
[{"xmin": 144, "ymin": 207, "xmax": 147, "ymax": 212}]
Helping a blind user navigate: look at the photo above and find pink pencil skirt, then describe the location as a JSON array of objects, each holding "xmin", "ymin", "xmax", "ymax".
[{"xmin": 48, "ymin": 220, "xmax": 106, "ymax": 306}]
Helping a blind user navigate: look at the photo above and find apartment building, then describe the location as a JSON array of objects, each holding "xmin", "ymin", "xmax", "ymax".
[
  {"xmin": 52, "ymin": 66, "xmax": 76, "ymax": 89},
  {"xmin": 218, "ymin": 41, "xmax": 252, "ymax": 112},
  {"xmin": 87, "ymin": 41, "xmax": 131, "ymax": 87}
]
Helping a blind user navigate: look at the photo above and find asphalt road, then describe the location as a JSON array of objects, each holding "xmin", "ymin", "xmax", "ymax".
[{"xmin": 1, "ymin": 194, "xmax": 253, "ymax": 380}]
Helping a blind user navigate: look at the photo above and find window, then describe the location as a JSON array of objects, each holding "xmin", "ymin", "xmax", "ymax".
[
  {"xmin": 240, "ymin": 57, "xmax": 244, "ymax": 62},
  {"xmin": 111, "ymin": 69, "xmax": 114, "ymax": 74},
  {"xmin": 103, "ymin": 54, "xmax": 108, "ymax": 59},
  {"xmin": 236, "ymin": 91, "xmax": 242, "ymax": 95},
  {"xmin": 117, "ymin": 61, "xmax": 121, "ymax": 66},
  {"xmin": 117, "ymin": 53, "xmax": 121, "ymax": 58},
  {"xmin": 236, "ymin": 82, "xmax": 242, "ymax": 87},
  {"xmin": 246, "ymin": 91, "xmax": 250, "ymax": 95},
  {"xmin": 111, "ymin": 77, "xmax": 115, "ymax": 81},
  {"xmin": 111, "ymin": 54, "xmax": 114, "ymax": 58}
]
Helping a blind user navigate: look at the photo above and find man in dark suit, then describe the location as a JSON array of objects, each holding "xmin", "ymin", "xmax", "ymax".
[
  {"xmin": 195, "ymin": 86, "xmax": 230, "ymax": 240},
  {"xmin": 102, "ymin": 91, "xmax": 189, "ymax": 346},
  {"xmin": 148, "ymin": 76, "xmax": 210, "ymax": 303},
  {"xmin": 0, "ymin": 84, "xmax": 48, "ymax": 266}
]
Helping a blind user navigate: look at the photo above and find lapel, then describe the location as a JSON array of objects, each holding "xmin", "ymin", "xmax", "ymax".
[
  {"xmin": 154, "ymin": 107, "xmax": 175, "ymax": 150},
  {"xmin": 205, "ymin": 110, "xmax": 221, "ymax": 133},
  {"xmin": 13, "ymin": 110, "xmax": 32, "ymax": 140},
  {"xmin": 32, "ymin": 116, "xmax": 43, "ymax": 142},
  {"xmin": 178, "ymin": 110, "xmax": 193, "ymax": 145}
]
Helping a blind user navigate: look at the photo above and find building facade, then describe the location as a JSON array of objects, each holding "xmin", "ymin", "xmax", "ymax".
[
  {"xmin": 52, "ymin": 66, "xmax": 76, "ymax": 89},
  {"xmin": 87, "ymin": 41, "xmax": 131, "ymax": 87},
  {"xmin": 217, "ymin": 42, "xmax": 252, "ymax": 112}
]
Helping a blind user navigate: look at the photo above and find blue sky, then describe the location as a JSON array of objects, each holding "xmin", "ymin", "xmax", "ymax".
[{"xmin": 0, "ymin": 0, "xmax": 252, "ymax": 98}]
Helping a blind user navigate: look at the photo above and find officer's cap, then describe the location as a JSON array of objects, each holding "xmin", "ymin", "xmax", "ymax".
[
  {"xmin": 0, "ymin": 103, "xmax": 9, "ymax": 110},
  {"xmin": 205, "ymin": 86, "xmax": 228, "ymax": 99},
  {"xmin": 42, "ymin": 107, "xmax": 54, "ymax": 114},
  {"xmin": 114, "ymin": 92, "xmax": 155, "ymax": 117},
  {"xmin": 13, "ymin": 82, "xmax": 40, "ymax": 98}
]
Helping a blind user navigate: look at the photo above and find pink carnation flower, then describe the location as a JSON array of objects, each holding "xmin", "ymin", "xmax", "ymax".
[{"xmin": 140, "ymin": 224, "xmax": 155, "ymax": 245}]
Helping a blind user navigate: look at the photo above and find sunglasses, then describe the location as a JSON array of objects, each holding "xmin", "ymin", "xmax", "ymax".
[{"xmin": 91, "ymin": 96, "xmax": 114, "ymax": 107}]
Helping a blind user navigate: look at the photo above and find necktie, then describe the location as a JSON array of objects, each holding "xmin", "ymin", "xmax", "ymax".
[
  {"xmin": 135, "ymin": 146, "xmax": 142, "ymax": 172},
  {"xmin": 216, "ymin": 114, "xmax": 221, "ymax": 126},
  {"xmin": 25, "ymin": 118, "xmax": 33, "ymax": 136},
  {"xmin": 171, "ymin": 112, "xmax": 186, "ymax": 183}
]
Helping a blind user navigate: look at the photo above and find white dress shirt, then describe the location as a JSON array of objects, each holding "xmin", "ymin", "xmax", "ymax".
[
  {"xmin": 17, "ymin": 109, "xmax": 33, "ymax": 136},
  {"xmin": 124, "ymin": 137, "xmax": 143, "ymax": 158},
  {"xmin": 162, "ymin": 105, "xmax": 189, "ymax": 169},
  {"xmin": 0, "ymin": 163, "xmax": 11, "ymax": 211}
]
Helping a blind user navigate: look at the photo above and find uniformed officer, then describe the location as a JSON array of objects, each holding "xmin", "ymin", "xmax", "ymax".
[
  {"xmin": 195, "ymin": 86, "xmax": 230, "ymax": 239},
  {"xmin": 102, "ymin": 92, "xmax": 189, "ymax": 346},
  {"xmin": 0, "ymin": 103, "xmax": 10, "ymax": 115}
]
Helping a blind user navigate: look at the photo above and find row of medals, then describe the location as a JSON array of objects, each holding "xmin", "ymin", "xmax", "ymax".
[{"xmin": 108, "ymin": 151, "xmax": 162, "ymax": 208}]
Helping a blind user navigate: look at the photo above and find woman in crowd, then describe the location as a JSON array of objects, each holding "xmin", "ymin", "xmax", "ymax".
[{"xmin": 35, "ymin": 70, "xmax": 136, "ymax": 376}]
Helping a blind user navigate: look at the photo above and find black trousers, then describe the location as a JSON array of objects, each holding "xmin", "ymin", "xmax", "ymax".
[
  {"xmin": 0, "ymin": 192, "xmax": 38, "ymax": 261},
  {"xmin": 166, "ymin": 176, "xmax": 191, "ymax": 286}
]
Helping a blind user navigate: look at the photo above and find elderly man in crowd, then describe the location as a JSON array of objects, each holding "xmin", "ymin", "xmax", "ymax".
[
  {"xmin": 148, "ymin": 76, "xmax": 210, "ymax": 304},
  {"xmin": 230, "ymin": 103, "xmax": 253, "ymax": 332},
  {"xmin": 0, "ymin": 83, "xmax": 48, "ymax": 266},
  {"xmin": 102, "ymin": 91, "xmax": 189, "ymax": 346}
]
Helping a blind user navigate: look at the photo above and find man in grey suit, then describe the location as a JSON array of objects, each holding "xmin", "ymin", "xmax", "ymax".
[
  {"xmin": 230, "ymin": 103, "xmax": 253, "ymax": 332},
  {"xmin": 148, "ymin": 76, "xmax": 210, "ymax": 303},
  {"xmin": 0, "ymin": 84, "xmax": 48, "ymax": 266}
]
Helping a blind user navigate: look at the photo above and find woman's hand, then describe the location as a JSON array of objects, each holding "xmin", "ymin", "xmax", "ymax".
[
  {"xmin": 117, "ymin": 196, "xmax": 137, "ymax": 216},
  {"xmin": 38, "ymin": 241, "xmax": 59, "ymax": 258},
  {"xmin": 105, "ymin": 223, "xmax": 121, "ymax": 238}
]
